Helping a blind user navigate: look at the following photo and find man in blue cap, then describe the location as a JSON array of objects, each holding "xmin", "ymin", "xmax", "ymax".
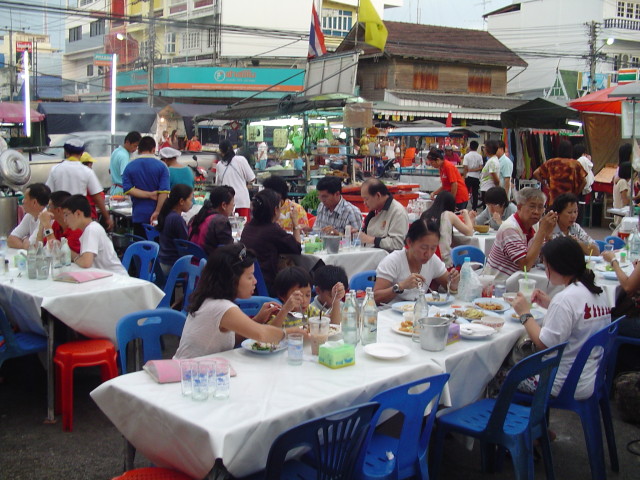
[{"xmin": 46, "ymin": 138, "xmax": 113, "ymax": 230}]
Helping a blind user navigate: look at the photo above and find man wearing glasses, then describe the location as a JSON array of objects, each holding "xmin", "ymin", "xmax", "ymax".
[{"xmin": 484, "ymin": 188, "xmax": 557, "ymax": 281}]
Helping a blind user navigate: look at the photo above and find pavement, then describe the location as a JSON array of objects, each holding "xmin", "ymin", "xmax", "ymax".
[{"xmin": 1, "ymin": 224, "xmax": 640, "ymax": 479}]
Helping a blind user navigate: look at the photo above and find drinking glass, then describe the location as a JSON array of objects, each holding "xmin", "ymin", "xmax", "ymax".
[
  {"xmin": 604, "ymin": 244, "xmax": 614, "ymax": 253},
  {"xmin": 287, "ymin": 332, "xmax": 304, "ymax": 365},
  {"xmin": 179, "ymin": 360, "xmax": 197, "ymax": 397},
  {"xmin": 308, "ymin": 317, "xmax": 329, "ymax": 356},
  {"xmin": 192, "ymin": 362, "xmax": 211, "ymax": 401},
  {"xmin": 214, "ymin": 359, "xmax": 230, "ymax": 399},
  {"xmin": 518, "ymin": 278, "xmax": 536, "ymax": 304}
]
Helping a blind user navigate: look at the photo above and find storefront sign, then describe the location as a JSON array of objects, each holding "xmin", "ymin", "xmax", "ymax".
[
  {"xmin": 94, "ymin": 53, "xmax": 114, "ymax": 66},
  {"xmin": 15, "ymin": 41, "xmax": 31, "ymax": 52}
]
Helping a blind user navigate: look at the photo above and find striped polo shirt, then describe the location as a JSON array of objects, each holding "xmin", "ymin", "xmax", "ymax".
[{"xmin": 484, "ymin": 213, "xmax": 537, "ymax": 281}]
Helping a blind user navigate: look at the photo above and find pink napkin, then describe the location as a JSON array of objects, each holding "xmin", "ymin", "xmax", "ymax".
[{"xmin": 143, "ymin": 358, "xmax": 237, "ymax": 383}]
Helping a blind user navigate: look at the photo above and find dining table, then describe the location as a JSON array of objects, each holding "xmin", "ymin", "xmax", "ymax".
[
  {"xmin": 0, "ymin": 248, "xmax": 165, "ymax": 422},
  {"xmin": 289, "ymin": 246, "xmax": 389, "ymax": 279},
  {"xmin": 452, "ymin": 229, "xmax": 498, "ymax": 257},
  {"xmin": 91, "ymin": 297, "xmax": 524, "ymax": 479}
]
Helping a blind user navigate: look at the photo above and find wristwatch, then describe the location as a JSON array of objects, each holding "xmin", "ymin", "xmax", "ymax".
[
  {"xmin": 519, "ymin": 313, "xmax": 534, "ymax": 325},
  {"xmin": 43, "ymin": 228, "xmax": 54, "ymax": 237},
  {"xmin": 392, "ymin": 283, "xmax": 404, "ymax": 294}
]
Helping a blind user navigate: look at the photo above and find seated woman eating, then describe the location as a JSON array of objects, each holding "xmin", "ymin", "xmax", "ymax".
[
  {"xmin": 374, "ymin": 220, "xmax": 460, "ymax": 304},
  {"xmin": 510, "ymin": 236, "xmax": 611, "ymax": 399},
  {"xmin": 547, "ymin": 193, "xmax": 599, "ymax": 255},
  {"xmin": 175, "ymin": 243, "xmax": 303, "ymax": 359},
  {"xmin": 470, "ymin": 186, "xmax": 516, "ymax": 230},
  {"xmin": 188, "ymin": 185, "xmax": 235, "ymax": 256}
]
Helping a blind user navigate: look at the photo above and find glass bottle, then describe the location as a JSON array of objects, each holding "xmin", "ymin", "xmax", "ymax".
[{"xmin": 360, "ymin": 287, "xmax": 378, "ymax": 345}]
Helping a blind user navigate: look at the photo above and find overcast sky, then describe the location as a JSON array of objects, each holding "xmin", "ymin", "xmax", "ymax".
[{"xmin": 384, "ymin": 0, "xmax": 512, "ymax": 30}]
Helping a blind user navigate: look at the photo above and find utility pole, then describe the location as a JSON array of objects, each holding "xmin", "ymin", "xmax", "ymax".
[
  {"xmin": 587, "ymin": 20, "xmax": 598, "ymax": 93},
  {"xmin": 9, "ymin": 12, "xmax": 13, "ymax": 101},
  {"xmin": 147, "ymin": 0, "xmax": 155, "ymax": 107}
]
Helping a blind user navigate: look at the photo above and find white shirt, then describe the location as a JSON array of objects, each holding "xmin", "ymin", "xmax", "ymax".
[
  {"xmin": 46, "ymin": 159, "xmax": 103, "ymax": 196},
  {"xmin": 539, "ymin": 282, "xmax": 611, "ymax": 400},
  {"xmin": 480, "ymin": 155, "xmax": 500, "ymax": 192},
  {"xmin": 10, "ymin": 212, "xmax": 39, "ymax": 246},
  {"xmin": 175, "ymin": 298, "xmax": 237, "ymax": 358},
  {"xmin": 376, "ymin": 249, "xmax": 447, "ymax": 302},
  {"xmin": 462, "ymin": 151, "xmax": 483, "ymax": 179},
  {"xmin": 80, "ymin": 221, "xmax": 128, "ymax": 275},
  {"xmin": 214, "ymin": 156, "xmax": 256, "ymax": 209}
]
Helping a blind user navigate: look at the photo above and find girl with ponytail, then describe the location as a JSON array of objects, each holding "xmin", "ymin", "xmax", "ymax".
[
  {"xmin": 157, "ymin": 183, "xmax": 193, "ymax": 274},
  {"xmin": 510, "ymin": 236, "xmax": 610, "ymax": 399}
]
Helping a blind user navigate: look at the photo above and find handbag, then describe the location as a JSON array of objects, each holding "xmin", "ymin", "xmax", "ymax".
[{"xmin": 611, "ymin": 289, "xmax": 640, "ymax": 319}]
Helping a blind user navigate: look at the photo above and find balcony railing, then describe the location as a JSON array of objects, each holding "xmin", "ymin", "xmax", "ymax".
[{"xmin": 604, "ymin": 17, "xmax": 640, "ymax": 31}]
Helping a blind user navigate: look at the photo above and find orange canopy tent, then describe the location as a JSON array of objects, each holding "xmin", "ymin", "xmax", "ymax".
[{"xmin": 568, "ymin": 86, "xmax": 627, "ymax": 114}]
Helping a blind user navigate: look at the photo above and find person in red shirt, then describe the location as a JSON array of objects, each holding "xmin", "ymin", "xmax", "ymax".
[
  {"xmin": 36, "ymin": 190, "xmax": 82, "ymax": 253},
  {"xmin": 427, "ymin": 148, "xmax": 469, "ymax": 210}
]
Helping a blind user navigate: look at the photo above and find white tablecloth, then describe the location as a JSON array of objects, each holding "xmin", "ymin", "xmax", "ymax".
[
  {"xmin": 453, "ymin": 231, "xmax": 498, "ymax": 257},
  {"xmin": 399, "ymin": 174, "xmax": 441, "ymax": 192},
  {"xmin": 291, "ymin": 247, "xmax": 388, "ymax": 279}
]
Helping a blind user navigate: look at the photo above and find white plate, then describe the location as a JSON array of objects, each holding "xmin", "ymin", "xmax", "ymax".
[
  {"xmin": 505, "ymin": 308, "xmax": 545, "ymax": 322},
  {"xmin": 392, "ymin": 301, "xmax": 416, "ymax": 313},
  {"xmin": 391, "ymin": 322, "xmax": 414, "ymax": 337},
  {"xmin": 460, "ymin": 323, "xmax": 497, "ymax": 340},
  {"xmin": 425, "ymin": 294, "xmax": 452, "ymax": 306},
  {"xmin": 241, "ymin": 339, "xmax": 286, "ymax": 355},
  {"xmin": 474, "ymin": 231, "xmax": 491, "ymax": 236},
  {"xmin": 585, "ymin": 255, "xmax": 603, "ymax": 263},
  {"xmin": 472, "ymin": 298, "xmax": 510, "ymax": 314},
  {"xmin": 363, "ymin": 343, "xmax": 411, "ymax": 360},
  {"xmin": 595, "ymin": 263, "xmax": 632, "ymax": 273}
]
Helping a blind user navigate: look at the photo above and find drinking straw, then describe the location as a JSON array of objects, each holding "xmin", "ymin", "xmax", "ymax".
[{"xmin": 524, "ymin": 265, "xmax": 528, "ymax": 280}]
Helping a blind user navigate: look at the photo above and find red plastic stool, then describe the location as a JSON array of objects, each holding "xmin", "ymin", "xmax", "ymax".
[
  {"xmin": 111, "ymin": 467, "xmax": 194, "ymax": 480},
  {"xmin": 54, "ymin": 339, "xmax": 118, "ymax": 432}
]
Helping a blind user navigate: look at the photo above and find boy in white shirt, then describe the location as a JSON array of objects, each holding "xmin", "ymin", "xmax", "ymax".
[{"xmin": 61, "ymin": 194, "xmax": 128, "ymax": 276}]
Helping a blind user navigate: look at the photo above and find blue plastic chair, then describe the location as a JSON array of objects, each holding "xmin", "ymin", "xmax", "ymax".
[
  {"xmin": 595, "ymin": 240, "xmax": 607, "ymax": 253},
  {"xmin": 242, "ymin": 402, "xmax": 379, "ymax": 480},
  {"xmin": 174, "ymin": 239, "xmax": 207, "ymax": 261},
  {"xmin": 515, "ymin": 319, "xmax": 621, "ymax": 480},
  {"xmin": 121, "ymin": 241, "xmax": 159, "ymax": 282},
  {"xmin": 115, "ymin": 308, "xmax": 187, "ymax": 374},
  {"xmin": 157, "ymin": 255, "xmax": 204, "ymax": 313},
  {"xmin": 450, "ymin": 245, "xmax": 485, "ymax": 267},
  {"xmin": 359, "ymin": 374, "xmax": 450, "ymax": 480},
  {"xmin": 349, "ymin": 270, "xmax": 377, "ymax": 292},
  {"xmin": 235, "ymin": 296, "xmax": 280, "ymax": 317},
  {"xmin": 125, "ymin": 233, "xmax": 146, "ymax": 243},
  {"xmin": 142, "ymin": 223, "xmax": 159, "ymax": 242},
  {"xmin": 432, "ymin": 342, "xmax": 567, "ymax": 480},
  {"xmin": 0, "ymin": 305, "xmax": 47, "ymax": 369},
  {"xmin": 604, "ymin": 236, "xmax": 625, "ymax": 250},
  {"xmin": 253, "ymin": 261, "xmax": 269, "ymax": 297}
]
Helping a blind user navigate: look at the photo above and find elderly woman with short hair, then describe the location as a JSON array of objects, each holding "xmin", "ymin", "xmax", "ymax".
[{"xmin": 484, "ymin": 188, "xmax": 558, "ymax": 281}]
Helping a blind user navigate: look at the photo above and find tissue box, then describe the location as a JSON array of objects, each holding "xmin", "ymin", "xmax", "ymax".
[
  {"xmin": 318, "ymin": 342, "xmax": 355, "ymax": 369},
  {"xmin": 304, "ymin": 241, "xmax": 324, "ymax": 254},
  {"xmin": 447, "ymin": 323, "xmax": 460, "ymax": 345}
]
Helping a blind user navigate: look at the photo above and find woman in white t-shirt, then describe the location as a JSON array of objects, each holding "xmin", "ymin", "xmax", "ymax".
[
  {"xmin": 175, "ymin": 243, "xmax": 305, "ymax": 359},
  {"xmin": 374, "ymin": 220, "xmax": 460, "ymax": 304},
  {"xmin": 215, "ymin": 140, "xmax": 256, "ymax": 219},
  {"xmin": 510, "ymin": 236, "xmax": 611, "ymax": 399}
]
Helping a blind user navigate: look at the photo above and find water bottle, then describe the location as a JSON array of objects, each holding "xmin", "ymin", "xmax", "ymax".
[
  {"xmin": 48, "ymin": 239, "xmax": 62, "ymax": 269},
  {"xmin": 0, "ymin": 236, "xmax": 7, "ymax": 257},
  {"xmin": 413, "ymin": 290, "xmax": 428, "ymax": 343},
  {"xmin": 341, "ymin": 291, "xmax": 358, "ymax": 345},
  {"xmin": 459, "ymin": 257, "xmax": 473, "ymax": 301},
  {"xmin": 60, "ymin": 238, "xmax": 72, "ymax": 267},
  {"xmin": 360, "ymin": 287, "xmax": 378, "ymax": 345},
  {"xmin": 36, "ymin": 242, "xmax": 48, "ymax": 280},
  {"xmin": 27, "ymin": 244, "xmax": 37, "ymax": 279},
  {"xmin": 629, "ymin": 228, "xmax": 640, "ymax": 262}
]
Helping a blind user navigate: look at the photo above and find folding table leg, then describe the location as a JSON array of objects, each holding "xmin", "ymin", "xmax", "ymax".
[
  {"xmin": 124, "ymin": 437, "xmax": 136, "ymax": 471},
  {"xmin": 43, "ymin": 312, "xmax": 57, "ymax": 424}
]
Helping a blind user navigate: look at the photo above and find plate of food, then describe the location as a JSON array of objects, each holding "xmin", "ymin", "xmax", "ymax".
[
  {"xmin": 392, "ymin": 301, "xmax": 416, "ymax": 313},
  {"xmin": 425, "ymin": 293, "xmax": 452, "ymax": 306},
  {"xmin": 585, "ymin": 255, "xmax": 603, "ymax": 263},
  {"xmin": 241, "ymin": 339, "xmax": 287, "ymax": 355},
  {"xmin": 452, "ymin": 307, "xmax": 485, "ymax": 321},
  {"xmin": 460, "ymin": 323, "xmax": 497, "ymax": 340},
  {"xmin": 391, "ymin": 319, "xmax": 414, "ymax": 336},
  {"xmin": 506, "ymin": 308, "xmax": 545, "ymax": 322},
  {"xmin": 473, "ymin": 298, "xmax": 510, "ymax": 314},
  {"xmin": 363, "ymin": 343, "xmax": 411, "ymax": 360},
  {"xmin": 595, "ymin": 263, "xmax": 633, "ymax": 273}
]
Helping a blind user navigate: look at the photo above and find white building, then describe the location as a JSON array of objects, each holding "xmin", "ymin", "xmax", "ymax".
[{"xmin": 485, "ymin": 0, "xmax": 640, "ymax": 97}]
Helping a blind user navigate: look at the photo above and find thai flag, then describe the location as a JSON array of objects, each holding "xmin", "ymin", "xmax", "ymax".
[{"xmin": 308, "ymin": 3, "xmax": 327, "ymax": 59}]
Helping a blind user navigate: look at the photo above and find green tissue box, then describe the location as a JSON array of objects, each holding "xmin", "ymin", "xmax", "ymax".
[
  {"xmin": 304, "ymin": 241, "xmax": 324, "ymax": 254},
  {"xmin": 318, "ymin": 342, "xmax": 355, "ymax": 369}
]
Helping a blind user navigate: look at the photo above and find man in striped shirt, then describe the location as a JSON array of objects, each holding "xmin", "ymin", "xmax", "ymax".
[
  {"xmin": 314, "ymin": 176, "xmax": 362, "ymax": 235},
  {"xmin": 484, "ymin": 188, "xmax": 557, "ymax": 281}
]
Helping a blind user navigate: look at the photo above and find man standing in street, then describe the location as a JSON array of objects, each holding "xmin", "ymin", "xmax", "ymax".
[
  {"xmin": 45, "ymin": 139, "xmax": 113, "ymax": 230},
  {"xmin": 110, "ymin": 131, "xmax": 141, "ymax": 196},
  {"xmin": 497, "ymin": 140, "xmax": 514, "ymax": 200},
  {"xmin": 533, "ymin": 140, "xmax": 586, "ymax": 205},
  {"xmin": 462, "ymin": 140, "xmax": 483, "ymax": 211},
  {"xmin": 122, "ymin": 136, "xmax": 170, "ymax": 238},
  {"xmin": 428, "ymin": 148, "xmax": 469, "ymax": 210}
]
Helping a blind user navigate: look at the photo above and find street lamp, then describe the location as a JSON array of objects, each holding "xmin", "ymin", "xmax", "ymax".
[{"xmin": 589, "ymin": 37, "xmax": 615, "ymax": 93}]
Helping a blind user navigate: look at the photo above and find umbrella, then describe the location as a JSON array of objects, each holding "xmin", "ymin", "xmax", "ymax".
[
  {"xmin": 568, "ymin": 86, "xmax": 627, "ymax": 115},
  {"xmin": 0, "ymin": 102, "xmax": 44, "ymax": 123}
]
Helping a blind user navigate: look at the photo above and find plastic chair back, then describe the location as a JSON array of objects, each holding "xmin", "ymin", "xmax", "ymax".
[
  {"xmin": 488, "ymin": 342, "xmax": 566, "ymax": 439},
  {"xmin": 235, "ymin": 296, "xmax": 280, "ymax": 317},
  {"xmin": 122, "ymin": 241, "xmax": 159, "ymax": 282},
  {"xmin": 0, "ymin": 305, "xmax": 47, "ymax": 369},
  {"xmin": 253, "ymin": 260, "xmax": 269, "ymax": 296},
  {"xmin": 174, "ymin": 239, "xmax": 207, "ymax": 261},
  {"xmin": 158, "ymin": 255, "xmax": 204, "ymax": 313},
  {"xmin": 142, "ymin": 223, "xmax": 159, "ymax": 242},
  {"xmin": 262, "ymin": 402, "xmax": 379, "ymax": 479},
  {"xmin": 362, "ymin": 374, "xmax": 450, "ymax": 480},
  {"xmin": 349, "ymin": 270, "xmax": 377, "ymax": 292},
  {"xmin": 451, "ymin": 245, "xmax": 485, "ymax": 267},
  {"xmin": 126, "ymin": 233, "xmax": 146, "ymax": 243},
  {"xmin": 595, "ymin": 240, "xmax": 606, "ymax": 253},
  {"xmin": 116, "ymin": 308, "xmax": 187, "ymax": 374},
  {"xmin": 604, "ymin": 236, "xmax": 625, "ymax": 250}
]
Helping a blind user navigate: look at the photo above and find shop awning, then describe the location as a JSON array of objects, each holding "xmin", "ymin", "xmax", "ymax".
[
  {"xmin": 610, "ymin": 81, "xmax": 640, "ymax": 98},
  {"xmin": 0, "ymin": 102, "xmax": 44, "ymax": 123},
  {"xmin": 387, "ymin": 127, "xmax": 479, "ymax": 138},
  {"xmin": 500, "ymin": 97, "xmax": 579, "ymax": 129},
  {"xmin": 568, "ymin": 87, "xmax": 625, "ymax": 115}
]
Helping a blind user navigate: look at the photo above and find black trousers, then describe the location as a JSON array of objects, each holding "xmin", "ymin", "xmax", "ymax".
[{"xmin": 465, "ymin": 177, "xmax": 480, "ymax": 211}]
